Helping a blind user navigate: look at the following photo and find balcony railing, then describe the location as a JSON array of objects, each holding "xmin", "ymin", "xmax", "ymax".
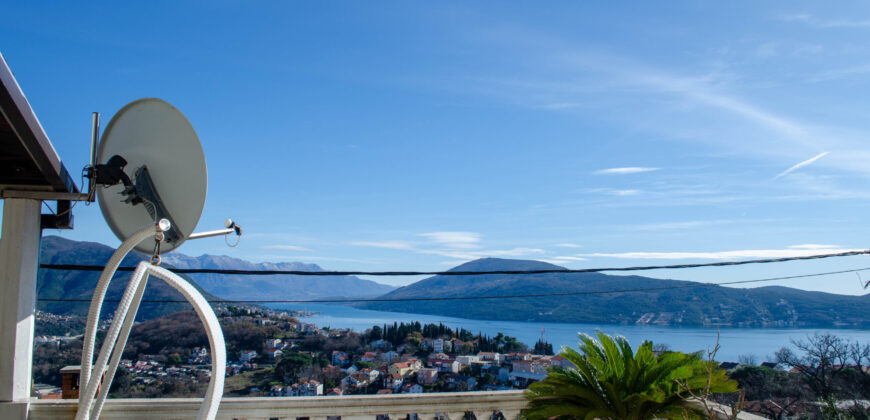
[
  {"xmin": 18, "ymin": 390, "xmax": 766, "ymax": 420},
  {"xmin": 25, "ymin": 391, "xmax": 527, "ymax": 420}
]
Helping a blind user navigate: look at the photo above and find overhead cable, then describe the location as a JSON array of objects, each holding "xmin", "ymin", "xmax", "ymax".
[
  {"xmin": 35, "ymin": 266, "xmax": 870, "ymax": 304},
  {"xmin": 38, "ymin": 249, "xmax": 870, "ymax": 277}
]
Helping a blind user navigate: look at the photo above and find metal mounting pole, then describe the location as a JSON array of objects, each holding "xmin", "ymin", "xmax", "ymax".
[{"xmin": 87, "ymin": 112, "xmax": 100, "ymax": 202}]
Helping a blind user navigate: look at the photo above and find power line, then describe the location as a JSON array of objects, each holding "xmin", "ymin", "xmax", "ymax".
[
  {"xmin": 37, "ymin": 249, "xmax": 870, "ymax": 277},
  {"xmin": 35, "ymin": 266, "xmax": 870, "ymax": 304}
]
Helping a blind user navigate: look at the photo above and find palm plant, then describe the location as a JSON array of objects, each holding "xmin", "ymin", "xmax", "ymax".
[{"xmin": 524, "ymin": 331, "xmax": 738, "ymax": 420}]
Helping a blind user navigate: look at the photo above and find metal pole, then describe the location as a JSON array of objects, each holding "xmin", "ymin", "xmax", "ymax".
[
  {"xmin": 187, "ymin": 228, "xmax": 235, "ymax": 240},
  {"xmin": 87, "ymin": 112, "xmax": 100, "ymax": 202}
]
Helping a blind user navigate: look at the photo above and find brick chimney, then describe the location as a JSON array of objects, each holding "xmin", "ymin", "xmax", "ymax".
[{"xmin": 60, "ymin": 365, "xmax": 80, "ymax": 399}]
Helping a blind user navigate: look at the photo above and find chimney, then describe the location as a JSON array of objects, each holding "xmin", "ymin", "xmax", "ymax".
[{"xmin": 60, "ymin": 365, "xmax": 80, "ymax": 399}]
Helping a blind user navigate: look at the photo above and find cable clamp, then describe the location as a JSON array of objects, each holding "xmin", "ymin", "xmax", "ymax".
[{"xmin": 151, "ymin": 232, "xmax": 164, "ymax": 266}]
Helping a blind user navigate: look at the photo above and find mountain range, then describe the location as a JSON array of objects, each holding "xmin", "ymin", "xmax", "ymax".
[
  {"xmin": 158, "ymin": 253, "xmax": 394, "ymax": 300},
  {"xmin": 359, "ymin": 258, "xmax": 870, "ymax": 328},
  {"xmin": 38, "ymin": 236, "xmax": 393, "ymax": 320},
  {"xmin": 38, "ymin": 236, "xmax": 222, "ymax": 320},
  {"xmin": 39, "ymin": 237, "xmax": 869, "ymax": 327}
]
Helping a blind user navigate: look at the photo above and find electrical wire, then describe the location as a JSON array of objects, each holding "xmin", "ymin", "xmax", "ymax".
[
  {"xmin": 37, "ymin": 249, "xmax": 870, "ymax": 276},
  {"xmin": 35, "ymin": 266, "xmax": 870, "ymax": 304}
]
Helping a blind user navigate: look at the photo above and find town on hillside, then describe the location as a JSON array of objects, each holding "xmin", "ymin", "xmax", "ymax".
[{"xmin": 31, "ymin": 306, "xmax": 562, "ymax": 399}]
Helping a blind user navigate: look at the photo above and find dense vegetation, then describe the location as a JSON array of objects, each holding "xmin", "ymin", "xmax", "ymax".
[
  {"xmin": 525, "ymin": 332, "xmax": 738, "ymax": 419},
  {"xmin": 367, "ymin": 321, "xmax": 526, "ymax": 353}
]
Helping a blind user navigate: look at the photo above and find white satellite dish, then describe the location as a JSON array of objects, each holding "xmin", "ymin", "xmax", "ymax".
[
  {"xmin": 96, "ymin": 98, "xmax": 207, "ymax": 254},
  {"xmin": 78, "ymin": 97, "xmax": 235, "ymax": 420}
]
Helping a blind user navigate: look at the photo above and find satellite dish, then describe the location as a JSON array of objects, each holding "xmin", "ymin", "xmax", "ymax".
[{"xmin": 96, "ymin": 98, "xmax": 207, "ymax": 254}]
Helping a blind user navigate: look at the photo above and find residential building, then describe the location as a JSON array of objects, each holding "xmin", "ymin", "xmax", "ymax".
[
  {"xmin": 416, "ymin": 368, "xmax": 439, "ymax": 385},
  {"xmin": 239, "ymin": 350, "xmax": 258, "ymax": 363}
]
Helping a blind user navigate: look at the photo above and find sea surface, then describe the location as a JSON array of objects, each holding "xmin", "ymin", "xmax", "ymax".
[{"xmin": 268, "ymin": 303, "xmax": 870, "ymax": 362}]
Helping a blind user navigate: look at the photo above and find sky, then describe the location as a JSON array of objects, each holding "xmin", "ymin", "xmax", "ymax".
[{"xmin": 3, "ymin": 2, "xmax": 870, "ymax": 293}]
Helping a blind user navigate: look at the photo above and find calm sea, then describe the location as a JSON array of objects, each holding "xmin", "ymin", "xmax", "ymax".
[{"xmin": 268, "ymin": 303, "xmax": 870, "ymax": 362}]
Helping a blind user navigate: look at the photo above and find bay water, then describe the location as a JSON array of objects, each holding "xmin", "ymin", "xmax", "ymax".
[{"xmin": 269, "ymin": 303, "xmax": 870, "ymax": 362}]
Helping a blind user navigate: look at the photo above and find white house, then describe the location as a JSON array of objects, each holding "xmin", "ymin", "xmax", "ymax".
[
  {"xmin": 455, "ymin": 355, "xmax": 479, "ymax": 366},
  {"xmin": 239, "ymin": 350, "xmax": 258, "ymax": 363}
]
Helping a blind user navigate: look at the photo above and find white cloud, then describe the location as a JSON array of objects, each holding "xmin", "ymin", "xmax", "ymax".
[
  {"xmin": 261, "ymin": 244, "xmax": 313, "ymax": 252},
  {"xmin": 554, "ymin": 243, "xmax": 582, "ymax": 248},
  {"xmin": 775, "ymin": 152, "xmax": 829, "ymax": 178},
  {"xmin": 580, "ymin": 247, "xmax": 860, "ymax": 260},
  {"xmin": 635, "ymin": 72, "xmax": 806, "ymax": 138},
  {"xmin": 350, "ymin": 234, "xmax": 543, "ymax": 261},
  {"xmin": 255, "ymin": 255, "xmax": 375, "ymax": 264},
  {"xmin": 347, "ymin": 240, "xmax": 416, "ymax": 251},
  {"xmin": 615, "ymin": 189, "xmax": 640, "ymax": 196},
  {"xmin": 551, "ymin": 256, "xmax": 588, "ymax": 261},
  {"xmin": 628, "ymin": 220, "xmax": 733, "ymax": 231},
  {"xmin": 594, "ymin": 167, "xmax": 660, "ymax": 175},
  {"xmin": 789, "ymin": 244, "xmax": 840, "ymax": 249},
  {"xmin": 482, "ymin": 248, "xmax": 547, "ymax": 257},
  {"xmin": 779, "ymin": 13, "xmax": 870, "ymax": 28},
  {"xmin": 419, "ymin": 231, "xmax": 481, "ymax": 249}
]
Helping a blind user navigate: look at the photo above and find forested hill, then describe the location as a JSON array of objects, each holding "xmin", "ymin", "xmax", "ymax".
[
  {"xmin": 359, "ymin": 258, "xmax": 870, "ymax": 327},
  {"xmin": 38, "ymin": 236, "xmax": 223, "ymax": 320}
]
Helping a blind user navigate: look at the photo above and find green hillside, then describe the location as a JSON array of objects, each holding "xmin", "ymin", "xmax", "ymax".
[{"xmin": 360, "ymin": 258, "xmax": 870, "ymax": 327}]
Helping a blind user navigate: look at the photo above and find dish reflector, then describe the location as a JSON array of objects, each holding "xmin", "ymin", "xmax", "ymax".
[{"xmin": 97, "ymin": 98, "xmax": 207, "ymax": 254}]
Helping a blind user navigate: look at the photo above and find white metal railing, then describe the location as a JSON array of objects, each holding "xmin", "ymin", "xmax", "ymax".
[
  {"xmin": 15, "ymin": 391, "xmax": 768, "ymax": 420},
  {"xmin": 25, "ymin": 391, "xmax": 528, "ymax": 420}
]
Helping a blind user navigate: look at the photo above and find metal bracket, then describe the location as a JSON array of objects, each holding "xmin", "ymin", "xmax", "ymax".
[{"xmin": 40, "ymin": 200, "xmax": 74, "ymax": 230}]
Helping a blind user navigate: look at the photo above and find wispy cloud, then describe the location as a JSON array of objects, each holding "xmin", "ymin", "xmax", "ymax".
[
  {"xmin": 628, "ymin": 220, "xmax": 734, "ymax": 231},
  {"xmin": 550, "ymin": 256, "xmax": 588, "ymax": 261},
  {"xmin": 789, "ymin": 243, "xmax": 840, "ymax": 249},
  {"xmin": 418, "ymin": 231, "xmax": 481, "ymax": 249},
  {"xmin": 580, "ymin": 247, "xmax": 859, "ymax": 260},
  {"xmin": 775, "ymin": 152, "xmax": 829, "ymax": 178},
  {"xmin": 350, "ymin": 233, "xmax": 544, "ymax": 261},
  {"xmin": 254, "ymin": 255, "xmax": 376, "ymax": 264},
  {"xmin": 261, "ymin": 244, "xmax": 313, "ymax": 252},
  {"xmin": 809, "ymin": 62, "xmax": 870, "ymax": 83},
  {"xmin": 347, "ymin": 240, "xmax": 416, "ymax": 251},
  {"xmin": 635, "ymin": 72, "xmax": 806, "ymax": 138},
  {"xmin": 554, "ymin": 243, "xmax": 582, "ymax": 248},
  {"xmin": 594, "ymin": 167, "xmax": 660, "ymax": 175},
  {"xmin": 779, "ymin": 14, "xmax": 870, "ymax": 29},
  {"xmin": 615, "ymin": 189, "xmax": 640, "ymax": 196}
]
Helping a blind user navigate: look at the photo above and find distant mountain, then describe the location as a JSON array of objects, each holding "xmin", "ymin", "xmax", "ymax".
[
  {"xmin": 38, "ymin": 236, "xmax": 223, "ymax": 320},
  {"xmin": 359, "ymin": 258, "xmax": 870, "ymax": 328},
  {"xmin": 159, "ymin": 253, "xmax": 394, "ymax": 301},
  {"xmin": 39, "ymin": 236, "xmax": 395, "ymax": 319}
]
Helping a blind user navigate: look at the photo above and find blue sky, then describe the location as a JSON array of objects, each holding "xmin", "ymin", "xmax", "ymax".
[{"xmin": 3, "ymin": 2, "xmax": 870, "ymax": 293}]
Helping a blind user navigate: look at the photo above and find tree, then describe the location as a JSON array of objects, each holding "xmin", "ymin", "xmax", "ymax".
[
  {"xmin": 534, "ymin": 339, "xmax": 554, "ymax": 356},
  {"xmin": 729, "ymin": 366, "xmax": 808, "ymax": 420},
  {"xmin": 775, "ymin": 333, "xmax": 851, "ymax": 400},
  {"xmin": 275, "ymin": 352, "xmax": 313, "ymax": 382},
  {"xmin": 524, "ymin": 331, "xmax": 738, "ymax": 420}
]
